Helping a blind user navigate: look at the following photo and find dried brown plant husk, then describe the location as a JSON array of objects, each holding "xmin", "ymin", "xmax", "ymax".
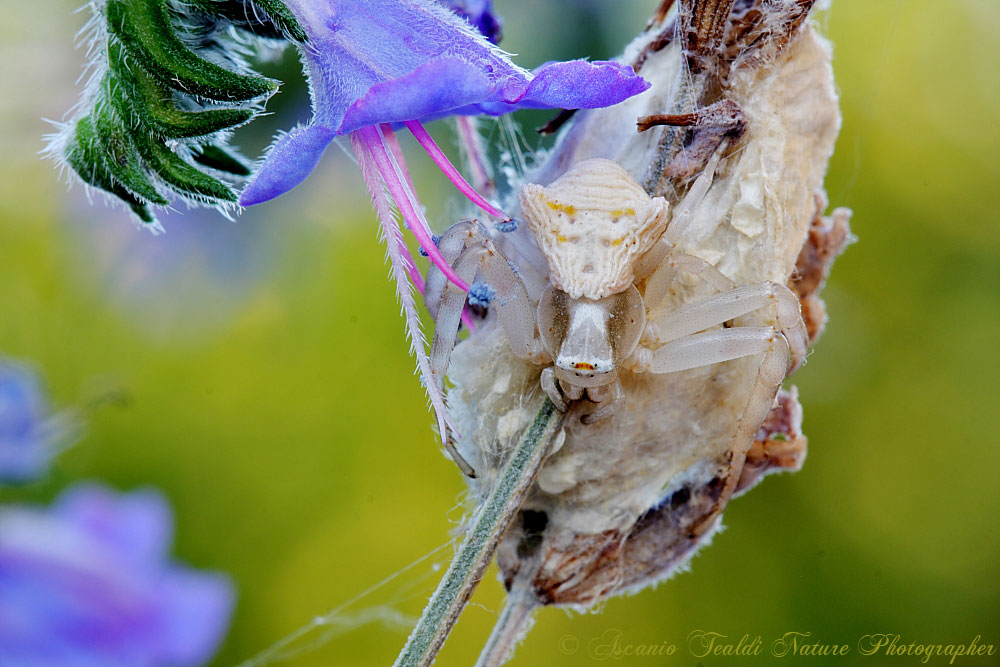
[{"xmin": 450, "ymin": 0, "xmax": 850, "ymax": 613}]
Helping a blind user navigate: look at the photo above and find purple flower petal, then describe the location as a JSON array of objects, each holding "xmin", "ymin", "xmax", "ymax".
[
  {"xmin": 53, "ymin": 484, "xmax": 172, "ymax": 570},
  {"xmin": 155, "ymin": 569, "xmax": 235, "ymax": 667},
  {"xmin": 472, "ymin": 60, "xmax": 651, "ymax": 115},
  {"xmin": 239, "ymin": 125, "xmax": 336, "ymax": 206},
  {"xmin": 0, "ymin": 483, "xmax": 234, "ymax": 667},
  {"xmin": 340, "ymin": 56, "xmax": 493, "ymax": 134},
  {"xmin": 243, "ymin": 0, "xmax": 648, "ymax": 203}
]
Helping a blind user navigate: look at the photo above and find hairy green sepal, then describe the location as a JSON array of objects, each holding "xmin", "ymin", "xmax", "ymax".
[{"xmin": 62, "ymin": 0, "xmax": 306, "ymax": 225}]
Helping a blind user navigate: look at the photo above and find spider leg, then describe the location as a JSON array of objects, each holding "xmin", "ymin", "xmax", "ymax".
[
  {"xmin": 427, "ymin": 221, "xmax": 544, "ymax": 476},
  {"xmin": 423, "ymin": 223, "xmax": 470, "ymax": 320},
  {"xmin": 633, "ymin": 238, "xmax": 672, "ymax": 283},
  {"xmin": 541, "ymin": 367, "xmax": 568, "ymax": 412},
  {"xmin": 628, "ymin": 267, "xmax": 807, "ymax": 527},
  {"xmin": 643, "ymin": 250, "xmax": 734, "ymax": 311},
  {"xmin": 427, "ymin": 244, "xmax": 482, "ymax": 477},
  {"xmin": 430, "ymin": 243, "xmax": 483, "ymax": 392},
  {"xmin": 635, "ymin": 326, "xmax": 792, "ymax": 534},
  {"xmin": 716, "ymin": 333, "xmax": 792, "ymax": 507},
  {"xmin": 663, "ymin": 142, "xmax": 726, "ymax": 246},
  {"xmin": 630, "ymin": 327, "xmax": 784, "ymax": 374},
  {"xmin": 628, "ymin": 323, "xmax": 792, "ymax": 534},
  {"xmin": 581, "ymin": 379, "xmax": 625, "ymax": 425},
  {"xmin": 429, "ymin": 222, "xmax": 540, "ymax": 390},
  {"xmin": 642, "ymin": 281, "xmax": 808, "ymax": 370}
]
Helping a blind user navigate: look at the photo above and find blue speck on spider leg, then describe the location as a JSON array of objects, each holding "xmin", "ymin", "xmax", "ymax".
[
  {"xmin": 468, "ymin": 281, "xmax": 496, "ymax": 307},
  {"xmin": 494, "ymin": 219, "xmax": 519, "ymax": 233},
  {"xmin": 419, "ymin": 234, "xmax": 443, "ymax": 257}
]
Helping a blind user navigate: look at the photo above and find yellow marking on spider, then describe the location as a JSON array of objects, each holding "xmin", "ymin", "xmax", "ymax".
[
  {"xmin": 556, "ymin": 234, "xmax": 569, "ymax": 243},
  {"xmin": 574, "ymin": 362, "xmax": 596, "ymax": 371},
  {"xmin": 610, "ymin": 238, "xmax": 624, "ymax": 246},
  {"xmin": 546, "ymin": 201, "xmax": 577, "ymax": 215},
  {"xmin": 609, "ymin": 208, "xmax": 636, "ymax": 217}
]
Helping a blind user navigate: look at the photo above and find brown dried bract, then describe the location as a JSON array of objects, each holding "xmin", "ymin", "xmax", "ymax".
[
  {"xmin": 649, "ymin": 0, "xmax": 678, "ymax": 28},
  {"xmin": 499, "ymin": 462, "xmax": 729, "ymax": 606},
  {"xmin": 790, "ymin": 194, "xmax": 854, "ymax": 344},
  {"xmin": 723, "ymin": 0, "xmax": 817, "ymax": 72},
  {"xmin": 678, "ymin": 0, "xmax": 738, "ymax": 74},
  {"xmin": 738, "ymin": 387, "xmax": 807, "ymax": 494},
  {"xmin": 638, "ymin": 99, "xmax": 747, "ymax": 183},
  {"xmin": 634, "ymin": 16, "xmax": 678, "ymax": 72}
]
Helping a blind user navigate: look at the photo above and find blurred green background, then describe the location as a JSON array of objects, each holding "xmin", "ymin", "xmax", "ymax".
[{"xmin": 1, "ymin": 0, "xmax": 998, "ymax": 665}]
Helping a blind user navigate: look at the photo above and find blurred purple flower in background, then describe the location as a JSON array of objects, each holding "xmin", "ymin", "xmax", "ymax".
[
  {"xmin": 0, "ymin": 483, "xmax": 234, "ymax": 667},
  {"xmin": 0, "ymin": 361, "xmax": 76, "ymax": 485},
  {"xmin": 442, "ymin": 0, "xmax": 503, "ymax": 43}
]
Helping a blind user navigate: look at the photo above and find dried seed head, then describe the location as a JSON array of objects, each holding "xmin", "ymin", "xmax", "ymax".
[
  {"xmin": 451, "ymin": 2, "xmax": 848, "ymax": 612},
  {"xmin": 519, "ymin": 159, "xmax": 670, "ymax": 300}
]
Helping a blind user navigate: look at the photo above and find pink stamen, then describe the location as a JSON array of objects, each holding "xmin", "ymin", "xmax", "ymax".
[
  {"xmin": 403, "ymin": 246, "xmax": 425, "ymax": 293},
  {"xmin": 350, "ymin": 131, "xmax": 460, "ymax": 448},
  {"xmin": 459, "ymin": 304, "xmax": 477, "ymax": 332},
  {"xmin": 378, "ymin": 127, "xmax": 476, "ymax": 331},
  {"xmin": 455, "ymin": 116, "xmax": 495, "ymax": 197},
  {"xmin": 359, "ymin": 126, "xmax": 470, "ymax": 292},
  {"xmin": 404, "ymin": 120, "xmax": 509, "ymax": 221},
  {"xmin": 380, "ymin": 125, "xmax": 433, "ymax": 246},
  {"xmin": 381, "ymin": 126, "xmax": 419, "ymax": 196}
]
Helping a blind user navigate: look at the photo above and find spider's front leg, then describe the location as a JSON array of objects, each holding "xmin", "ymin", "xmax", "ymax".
[
  {"xmin": 427, "ymin": 221, "xmax": 543, "ymax": 385},
  {"xmin": 424, "ymin": 220, "xmax": 541, "ymax": 477},
  {"xmin": 540, "ymin": 367, "xmax": 571, "ymax": 412},
  {"xmin": 580, "ymin": 379, "xmax": 625, "ymax": 425},
  {"xmin": 425, "ymin": 221, "xmax": 546, "ymax": 475},
  {"xmin": 541, "ymin": 367, "xmax": 624, "ymax": 425}
]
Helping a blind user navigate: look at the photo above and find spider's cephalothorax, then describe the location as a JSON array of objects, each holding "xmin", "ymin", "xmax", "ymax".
[
  {"xmin": 522, "ymin": 159, "xmax": 666, "ymax": 423},
  {"xmin": 426, "ymin": 157, "xmax": 807, "ymax": 453}
]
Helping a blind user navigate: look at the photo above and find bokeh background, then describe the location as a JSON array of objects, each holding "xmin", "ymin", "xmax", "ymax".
[{"xmin": 2, "ymin": 0, "xmax": 998, "ymax": 665}]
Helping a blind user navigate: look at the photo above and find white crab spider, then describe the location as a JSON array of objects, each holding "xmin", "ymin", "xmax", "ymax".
[{"xmin": 427, "ymin": 158, "xmax": 808, "ymax": 475}]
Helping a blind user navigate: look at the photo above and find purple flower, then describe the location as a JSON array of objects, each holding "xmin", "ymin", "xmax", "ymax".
[
  {"xmin": 239, "ymin": 0, "xmax": 647, "ymax": 206},
  {"xmin": 0, "ymin": 361, "xmax": 75, "ymax": 485},
  {"xmin": 0, "ymin": 483, "xmax": 234, "ymax": 667}
]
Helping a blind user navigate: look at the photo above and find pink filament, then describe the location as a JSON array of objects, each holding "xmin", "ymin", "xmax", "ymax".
[
  {"xmin": 454, "ymin": 116, "xmax": 494, "ymax": 196},
  {"xmin": 382, "ymin": 126, "xmax": 419, "ymax": 196},
  {"xmin": 358, "ymin": 126, "xmax": 469, "ymax": 292},
  {"xmin": 405, "ymin": 251, "xmax": 425, "ymax": 293},
  {"xmin": 381, "ymin": 129, "xmax": 425, "ymax": 292},
  {"xmin": 376, "ymin": 126, "xmax": 477, "ymax": 331},
  {"xmin": 404, "ymin": 120, "xmax": 509, "ymax": 220}
]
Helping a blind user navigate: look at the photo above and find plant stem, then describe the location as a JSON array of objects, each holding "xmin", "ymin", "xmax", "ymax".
[
  {"xmin": 393, "ymin": 399, "xmax": 564, "ymax": 667},
  {"xmin": 474, "ymin": 592, "xmax": 539, "ymax": 667}
]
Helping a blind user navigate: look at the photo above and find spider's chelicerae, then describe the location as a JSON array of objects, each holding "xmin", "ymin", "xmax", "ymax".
[{"xmin": 427, "ymin": 157, "xmax": 807, "ymax": 478}]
